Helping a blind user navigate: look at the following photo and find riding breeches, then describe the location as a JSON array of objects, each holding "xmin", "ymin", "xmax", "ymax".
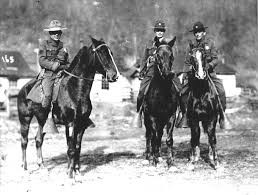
[
  {"xmin": 137, "ymin": 75, "xmax": 153, "ymax": 112},
  {"xmin": 41, "ymin": 76, "xmax": 55, "ymax": 97}
]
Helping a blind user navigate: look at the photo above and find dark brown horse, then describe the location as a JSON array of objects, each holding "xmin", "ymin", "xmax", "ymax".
[
  {"xmin": 140, "ymin": 38, "xmax": 178, "ymax": 167},
  {"xmin": 187, "ymin": 47, "xmax": 220, "ymax": 169},
  {"xmin": 17, "ymin": 37, "xmax": 119, "ymax": 178}
]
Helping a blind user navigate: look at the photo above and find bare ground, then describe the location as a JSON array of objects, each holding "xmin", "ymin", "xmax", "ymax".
[{"xmin": 0, "ymin": 97, "xmax": 258, "ymax": 195}]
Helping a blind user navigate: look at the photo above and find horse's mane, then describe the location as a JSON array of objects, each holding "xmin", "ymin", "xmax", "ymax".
[{"xmin": 67, "ymin": 46, "xmax": 90, "ymax": 72}]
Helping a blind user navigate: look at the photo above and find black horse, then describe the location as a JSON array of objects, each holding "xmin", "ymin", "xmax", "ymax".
[
  {"xmin": 17, "ymin": 37, "xmax": 119, "ymax": 177},
  {"xmin": 187, "ymin": 47, "xmax": 220, "ymax": 169},
  {"xmin": 140, "ymin": 38, "xmax": 178, "ymax": 166}
]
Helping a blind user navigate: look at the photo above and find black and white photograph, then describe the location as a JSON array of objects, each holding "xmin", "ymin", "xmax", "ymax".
[{"xmin": 0, "ymin": 0, "xmax": 257, "ymax": 194}]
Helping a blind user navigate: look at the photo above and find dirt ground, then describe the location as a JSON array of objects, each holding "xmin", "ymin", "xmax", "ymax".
[{"xmin": 0, "ymin": 97, "xmax": 258, "ymax": 195}]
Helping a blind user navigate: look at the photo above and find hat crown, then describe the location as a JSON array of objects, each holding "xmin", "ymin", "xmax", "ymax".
[
  {"xmin": 48, "ymin": 20, "xmax": 62, "ymax": 28},
  {"xmin": 44, "ymin": 20, "xmax": 67, "ymax": 31},
  {"xmin": 190, "ymin": 21, "xmax": 207, "ymax": 33},
  {"xmin": 193, "ymin": 21, "xmax": 204, "ymax": 30},
  {"xmin": 154, "ymin": 20, "xmax": 166, "ymax": 29}
]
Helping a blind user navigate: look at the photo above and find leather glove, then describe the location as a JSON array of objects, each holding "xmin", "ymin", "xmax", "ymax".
[
  {"xmin": 57, "ymin": 48, "xmax": 68, "ymax": 64},
  {"xmin": 139, "ymin": 72, "xmax": 144, "ymax": 80},
  {"xmin": 167, "ymin": 71, "xmax": 175, "ymax": 80},
  {"xmin": 56, "ymin": 64, "xmax": 68, "ymax": 71},
  {"xmin": 205, "ymin": 63, "xmax": 213, "ymax": 72},
  {"xmin": 52, "ymin": 61, "xmax": 60, "ymax": 72},
  {"xmin": 148, "ymin": 56, "xmax": 155, "ymax": 65}
]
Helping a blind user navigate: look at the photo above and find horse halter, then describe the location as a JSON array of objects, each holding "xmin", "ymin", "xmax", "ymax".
[
  {"xmin": 92, "ymin": 43, "xmax": 120, "ymax": 80},
  {"xmin": 64, "ymin": 43, "xmax": 119, "ymax": 81}
]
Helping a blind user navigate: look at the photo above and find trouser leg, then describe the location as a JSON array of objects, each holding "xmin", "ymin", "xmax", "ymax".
[
  {"xmin": 137, "ymin": 76, "xmax": 152, "ymax": 112},
  {"xmin": 41, "ymin": 77, "xmax": 55, "ymax": 109}
]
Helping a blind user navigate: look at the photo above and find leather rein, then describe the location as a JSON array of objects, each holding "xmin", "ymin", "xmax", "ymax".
[{"xmin": 63, "ymin": 43, "xmax": 113, "ymax": 81}]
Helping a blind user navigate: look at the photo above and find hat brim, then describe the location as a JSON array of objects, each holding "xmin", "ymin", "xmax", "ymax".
[
  {"xmin": 152, "ymin": 26, "xmax": 167, "ymax": 29},
  {"xmin": 44, "ymin": 27, "xmax": 67, "ymax": 31},
  {"xmin": 189, "ymin": 26, "xmax": 208, "ymax": 32}
]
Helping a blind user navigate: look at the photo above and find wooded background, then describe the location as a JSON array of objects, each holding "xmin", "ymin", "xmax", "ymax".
[{"xmin": 0, "ymin": 0, "xmax": 257, "ymax": 89}]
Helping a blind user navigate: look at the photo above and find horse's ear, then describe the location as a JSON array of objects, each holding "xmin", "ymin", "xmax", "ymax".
[
  {"xmin": 100, "ymin": 38, "xmax": 104, "ymax": 42},
  {"xmin": 168, "ymin": 36, "xmax": 176, "ymax": 48},
  {"xmin": 89, "ymin": 35, "xmax": 98, "ymax": 45}
]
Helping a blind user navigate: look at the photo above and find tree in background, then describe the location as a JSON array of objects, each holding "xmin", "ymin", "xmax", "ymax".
[{"xmin": 0, "ymin": 0, "xmax": 256, "ymax": 89}]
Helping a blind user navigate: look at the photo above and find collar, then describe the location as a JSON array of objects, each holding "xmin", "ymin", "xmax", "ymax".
[
  {"xmin": 193, "ymin": 36, "xmax": 206, "ymax": 46},
  {"xmin": 47, "ymin": 38, "xmax": 60, "ymax": 47}
]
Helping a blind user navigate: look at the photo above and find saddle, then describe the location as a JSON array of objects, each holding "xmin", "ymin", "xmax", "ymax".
[{"xmin": 26, "ymin": 72, "xmax": 64, "ymax": 104}]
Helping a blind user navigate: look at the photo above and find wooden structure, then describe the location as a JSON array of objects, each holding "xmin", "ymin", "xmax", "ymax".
[{"xmin": 0, "ymin": 51, "xmax": 36, "ymax": 116}]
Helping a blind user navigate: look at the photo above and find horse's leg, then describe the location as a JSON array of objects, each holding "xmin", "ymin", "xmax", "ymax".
[
  {"xmin": 67, "ymin": 128, "xmax": 76, "ymax": 178},
  {"xmin": 148, "ymin": 116, "xmax": 159, "ymax": 166},
  {"xmin": 74, "ymin": 127, "xmax": 86, "ymax": 174},
  {"xmin": 65, "ymin": 125, "xmax": 70, "ymax": 147},
  {"xmin": 67, "ymin": 121, "xmax": 84, "ymax": 178},
  {"xmin": 144, "ymin": 113, "xmax": 152, "ymax": 160},
  {"xmin": 207, "ymin": 119, "xmax": 219, "ymax": 169},
  {"xmin": 166, "ymin": 113, "xmax": 176, "ymax": 167},
  {"xmin": 65, "ymin": 125, "xmax": 71, "ymax": 169},
  {"xmin": 156, "ymin": 120, "xmax": 165, "ymax": 159},
  {"xmin": 35, "ymin": 112, "xmax": 48, "ymax": 168},
  {"xmin": 20, "ymin": 115, "xmax": 33, "ymax": 170},
  {"xmin": 190, "ymin": 122, "xmax": 201, "ymax": 163}
]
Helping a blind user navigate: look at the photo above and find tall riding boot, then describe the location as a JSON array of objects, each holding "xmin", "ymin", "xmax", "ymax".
[
  {"xmin": 42, "ymin": 95, "xmax": 52, "ymax": 109},
  {"xmin": 176, "ymin": 94, "xmax": 189, "ymax": 128},
  {"xmin": 137, "ymin": 91, "xmax": 145, "ymax": 112},
  {"xmin": 218, "ymin": 96, "xmax": 226, "ymax": 129}
]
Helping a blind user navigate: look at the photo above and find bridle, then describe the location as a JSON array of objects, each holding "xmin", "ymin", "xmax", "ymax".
[
  {"xmin": 190, "ymin": 47, "xmax": 207, "ymax": 79},
  {"xmin": 64, "ymin": 43, "xmax": 119, "ymax": 81},
  {"xmin": 154, "ymin": 44, "xmax": 173, "ymax": 78}
]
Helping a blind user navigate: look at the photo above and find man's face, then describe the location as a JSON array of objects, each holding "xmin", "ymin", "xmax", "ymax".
[
  {"xmin": 49, "ymin": 30, "xmax": 62, "ymax": 41},
  {"xmin": 155, "ymin": 29, "xmax": 165, "ymax": 38},
  {"xmin": 194, "ymin": 31, "xmax": 206, "ymax": 40}
]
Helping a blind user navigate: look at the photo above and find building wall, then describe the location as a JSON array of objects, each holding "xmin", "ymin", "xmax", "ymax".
[
  {"xmin": 217, "ymin": 74, "xmax": 241, "ymax": 97},
  {"xmin": 91, "ymin": 74, "xmax": 133, "ymax": 102}
]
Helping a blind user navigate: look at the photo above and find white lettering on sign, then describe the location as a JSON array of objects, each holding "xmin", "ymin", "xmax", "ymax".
[{"xmin": 1, "ymin": 55, "xmax": 15, "ymax": 63}]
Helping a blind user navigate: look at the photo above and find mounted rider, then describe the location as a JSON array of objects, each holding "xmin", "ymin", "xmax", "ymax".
[
  {"xmin": 137, "ymin": 20, "xmax": 187, "ymax": 126},
  {"xmin": 181, "ymin": 21, "xmax": 226, "ymax": 128},
  {"xmin": 28, "ymin": 20, "xmax": 70, "ymax": 109}
]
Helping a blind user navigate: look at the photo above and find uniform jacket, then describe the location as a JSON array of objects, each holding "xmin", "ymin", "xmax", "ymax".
[
  {"xmin": 39, "ymin": 38, "xmax": 69, "ymax": 77},
  {"xmin": 140, "ymin": 37, "xmax": 168, "ymax": 76},
  {"xmin": 184, "ymin": 36, "xmax": 219, "ymax": 74}
]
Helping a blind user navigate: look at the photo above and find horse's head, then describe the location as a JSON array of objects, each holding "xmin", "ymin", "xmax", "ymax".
[
  {"xmin": 90, "ymin": 36, "xmax": 119, "ymax": 82},
  {"xmin": 154, "ymin": 37, "xmax": 176, "ymax": 79},
  {"xmin": 189, "ymin": 44, "xmax": 207, "ymax": 80}
]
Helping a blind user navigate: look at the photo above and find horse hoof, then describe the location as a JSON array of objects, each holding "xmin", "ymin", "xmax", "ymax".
[
  {"xmin": 38, "ymin": 163, "xmax": 45, "ymax": 169},
  {"xmin": 74, "ymin": 170, "xmax": 83, "ymax": 183},
  {"xmin": 169, "ymin": 165, "xmax": 178, "ymax": 172},
  {"xmin": 187, "ymin": 163, "xmax": 195, "ymax": 171},
  {"xmin": 142, "ymin": 160, "xmax": 149, "ymax": 165},
  {"xmin": 21, "ymin": 163, "xmax": 27, "ymax": 171},
  {"xmin": 213, "ymin": 162, "xmax": 221, "ymax": 170},
  {"xmin": 151, "ymin": 160, "xmax": 158, "ymax": 167},
  {"xmin": 158, "ymin": 157, "xmax": 163, "ymax": 162}
]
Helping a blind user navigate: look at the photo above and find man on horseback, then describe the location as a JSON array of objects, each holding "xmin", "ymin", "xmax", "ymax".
[
  {"xmin": 35, "ymin": 20, "xmax": 70, "ymax": 109},
  {"xmin": 137, "ymin": 20, "xmax": 187, "ymax": 124},
  {"xmin": 181, "ymin": 21, "xmax": 226, "ymax": 128}
]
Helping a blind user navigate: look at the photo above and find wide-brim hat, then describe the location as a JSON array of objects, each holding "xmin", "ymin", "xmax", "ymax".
[
  {"xmin": 44, "ymin": 20, "xmax": 67, "ymax": 32},
  {"xmin": 152, "ymin": 20, "xmax": 167, "ymax": 31},
  {"xmin": 189, "ymin": 21, "xmax": 208, "ymax": 33}
]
